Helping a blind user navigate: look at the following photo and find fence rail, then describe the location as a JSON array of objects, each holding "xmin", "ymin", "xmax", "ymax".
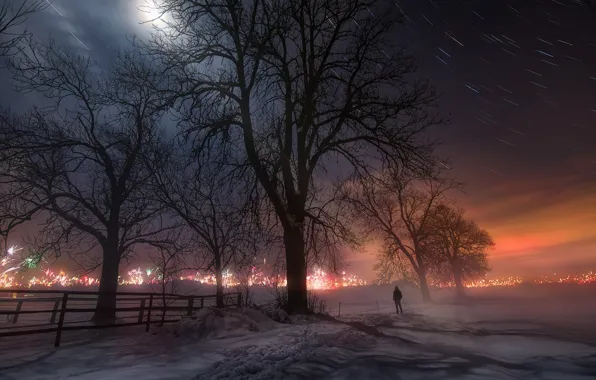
[{"xmin": 0, "ymin": 289, "xmax": 241, "ymax": 347}]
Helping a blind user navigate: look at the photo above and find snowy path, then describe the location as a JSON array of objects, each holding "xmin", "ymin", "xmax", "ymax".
[{"xmin": 193, "ymin": 309, "xmax": 596, "ymax": 380}]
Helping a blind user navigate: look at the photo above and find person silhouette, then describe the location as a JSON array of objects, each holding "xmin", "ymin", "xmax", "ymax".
[{"xmin": 393, "ymin": 285, "xmax": 403, "ymax": 314}]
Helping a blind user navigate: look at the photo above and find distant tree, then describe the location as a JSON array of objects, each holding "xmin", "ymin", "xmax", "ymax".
[
  {"xmin": 343, "ymin": 168, "xmax": 458, "ymax": 301},
  {"xmin": 426, "ymin": 205, "xmax": 494, "ymax": 297},
  {"xmin": 148, "ymin": 230, "xmax": 200, "ymax": 325},
  {"xmin": 149, "ymin": 139, "xmax": 260, "ymax": 308},
  {"xmin": 373, "ymin": 241, "xmax": 419, "ymax": 286},
  {"xmin": 150, "ymin": 245, "xmax": 180, "ymax": 325},
  {"xmin": 0, "ymin": 40, "xmax": 177, "ymax": 323},
  {"xmin": 233, "ymin": 263, "xmax": 255, "ymax": 308},
  {"xmin": 143, "ymin": 0, "xmax": 440, "ymax": 313},
  {"xmin": 0, "ymin": 0, "xmax": 46, "ymax": 57}
]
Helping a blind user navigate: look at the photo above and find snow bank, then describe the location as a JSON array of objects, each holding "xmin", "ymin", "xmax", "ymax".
[
  {"xmin": 194, "ymin": 322, "xmax": 375, "ymax": 380},
  {"xmin": 154, "ymin": 307, "xmax": 281, "ymax": 341}
]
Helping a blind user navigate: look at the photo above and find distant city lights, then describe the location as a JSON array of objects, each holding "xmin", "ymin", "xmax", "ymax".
[
  {"xmin": 2, "ymin": 245, "xmax": 596, "ymax": 290},
  {"xmin": 1, "ymin": 265, "xmax": 367, "ymax": 290},
  {"xmin": 1, "ymin": 245, "xmax": 367, "ymax": 290}
]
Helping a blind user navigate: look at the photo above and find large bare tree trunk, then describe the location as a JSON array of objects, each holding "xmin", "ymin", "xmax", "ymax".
[
  {"xmin": 93, "ymin": 246, "xmax": 120, "ymax": 324},
  {"xmin": 283, "ymin": 225, "xmax": 308, "ymax": 314},
  {"xmin": 215, "ymin": 255, "xmax": 224, "ymax": 308}
]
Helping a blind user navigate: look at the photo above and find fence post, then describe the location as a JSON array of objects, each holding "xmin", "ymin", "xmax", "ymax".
[
  {"xmin": 338, "ymin": 302, "xmax": 341, "ymax": 317},
  {"xmin": 186, "ymin": 297, "xmax": 194, "ymax": 316},
  {"xmin": 12, "ymin": 300, "xmax": 24, "ymax": 324},
  {"xmin": 54, "ymin": 293, "xmax": 69, "ymax": 347},
  {"xmin": 138, "ymin": 299, "xmax": 146, "ymax": 323},
  {"xmin": 237, "ymin": 293, "xmax": 242, "ymax": 307},
  {"xmin": 50, "ymin": 300, "xmax": 60, "ymax": 324},
  {"xmin": 200, "ymin": 297, "xmax": 204, "ymax": 308},
  {"xmin": 145, "ymin": 294, "xmax": 153, "ymax": 332}
]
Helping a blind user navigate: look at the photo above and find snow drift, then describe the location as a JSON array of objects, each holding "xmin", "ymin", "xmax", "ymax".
[{"xmin": 154, "ymin": 307, "xmax": 281, "ymax": 340}]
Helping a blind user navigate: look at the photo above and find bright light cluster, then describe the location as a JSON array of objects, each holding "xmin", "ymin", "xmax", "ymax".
[
  {"xmin": 2, "ymin": 267, "xmax": 366, "ymax": 290},
  {"xmin": 433, "ymin": 276, "xmax": 525, "ymax": 288},
  {"xmin": 124, "ymin": 266, "xmax": 367, "ymax": 290},
  {"xmin": 3, "ymin": 245, "xmax": 596, "ymax": 290},
  {"xmin": 534, "ymin": 271, "xmax": 596, "ymax": 285},
  {"xmin": 433, "ymin": 272, "xmax": 596, "ymax": 288},
  {"xmin": 1, "ymin": 245, "xmax": 24, "ymax": 288},
  {"xmin": 1, "ymin": 246, "xmax": 367, "ymax": 290}
]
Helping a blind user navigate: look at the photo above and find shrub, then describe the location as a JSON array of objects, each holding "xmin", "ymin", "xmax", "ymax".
[{"xmin": 307, "ymin": 290, "xmax": 327, "ymax": 315}]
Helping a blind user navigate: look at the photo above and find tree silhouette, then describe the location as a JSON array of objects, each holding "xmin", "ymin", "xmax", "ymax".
[
  {"xmin": 0, "ymin": 40, "xmax": 177, "ymax": 323},
  {"xmin": 142, "ymin": 0, "xmax": 440, "ymax": 313},
  {"xmin": 149, "ymin": 139, "xmax": 259, "ymax": 307},
  {"xmin": 0, "ymin": 0, "xmax": 46, "ymax": 57},
  {"xmin": 426, "ymin": 204, "xmax": 494, "ymax": 297},
  {"xmin": 343, "ymin": 168, "xmax": 458, "ymax": 301}
]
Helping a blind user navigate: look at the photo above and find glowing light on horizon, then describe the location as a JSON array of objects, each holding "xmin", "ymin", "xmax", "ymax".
[
  {"xmin": 432, "ymin": 276, "xmax": 524, "ymax": 288},
  {"xmin": 3, "ymin": 246, "xmax": 596, "ymax": 290},
  {"xmin": 432, "ymin": 271, "xmax": 596, "ymax": 288},
  {"xmin": 2, "ymin": 246, "xmax": 367, "ymax": 290}
]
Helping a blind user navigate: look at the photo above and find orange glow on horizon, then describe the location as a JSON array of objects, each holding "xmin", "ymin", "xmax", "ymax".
[{"xmin": 344, "ymin": 176, "xmax": 596, "ymax": 280}]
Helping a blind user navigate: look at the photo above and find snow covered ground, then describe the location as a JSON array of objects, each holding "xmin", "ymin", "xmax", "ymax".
[{"xmin": 1, "ymin": 285, "xmax": 595, "ymax": 379}]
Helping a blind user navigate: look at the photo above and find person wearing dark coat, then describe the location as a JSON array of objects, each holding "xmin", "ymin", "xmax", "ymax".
[{"xmin": 393, "ymin": 285, "xmax": 403, "ymax": 314}]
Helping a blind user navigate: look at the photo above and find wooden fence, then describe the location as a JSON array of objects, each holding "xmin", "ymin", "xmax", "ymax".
[{"xmin": 0, "ymin": 289, "xmax": 241, "ymax": 347}]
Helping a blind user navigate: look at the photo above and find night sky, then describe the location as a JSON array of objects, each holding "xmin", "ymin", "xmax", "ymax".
[{"xmin": 1, "ymin": 0, "xmax": 595, "ymax": 280}]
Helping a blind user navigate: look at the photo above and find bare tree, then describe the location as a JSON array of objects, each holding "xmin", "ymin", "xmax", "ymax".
[
  {"xmin": 344, "ymin": 169, "xmax": 458, "ymax": 301},
  {"xmin": 303, "ymin": 184, "xmax": 360, "ymax": 273},
  {"xmin": 150, "ymin": 138, "xmax": 259, "ymax": 308},
  {"xmin": 142, "ymin": 0, "xmax": 440, "ymax": 313},
  {"xmin": 0, "ymin": 39, "xmax": 178, "ymax": 323},
  {"xmin": 150, "ymin": 246, "xmax": 180, "ymax": 325},
  {"xmin": 0, "ymin": 0, "xmax": 47, "ymax": 251},
  {"xmin": 426, "ymin": 204, "xmax": 494, "ymax": 297},
  {"xmin": 233, "ymin": 261, "xmax": 256, "ymax": 308},
  {"xmin": 148, "ymin": 233, "xmax": 196, "ymax": 324},
  {"xmin": 373, "ymin": 241, "xmax": 418, "ymax": 286},
  {"xmin": 0, "ymin": 0, "xmax": 46, "ymax": 57},
  {"xmin": 0, "ymin": 112, "xmax": 39, "ymax": 253}
]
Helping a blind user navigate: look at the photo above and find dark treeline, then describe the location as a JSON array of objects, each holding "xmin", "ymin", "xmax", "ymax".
[{"xmin": 0, "ymin": 0, "xmax": 494, "ymax": 322}]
